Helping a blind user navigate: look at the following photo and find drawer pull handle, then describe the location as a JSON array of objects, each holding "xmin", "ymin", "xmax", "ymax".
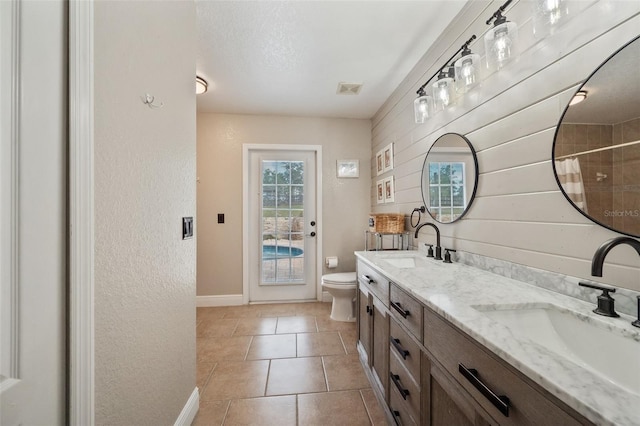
[
  {"xmin": 390, "ymin": 373, "xmax": 410, "ymax": 400},
  {"xmin": 361, "ymin": 274, "xmax": 375, "ymax": 284},
  {"xmin": 390, "ymin": 337, "xmax": 409, "ymax": 359},
  {"xmin": 366, "ymin": 305, "xmax": 373, "ymax": 316},
  {"xmin": 391, "ymin": 409, "xmax": 402, "ymax": 425},
  {"xmin": 390, "ymin": 301, "xmax": 410, "ymax": 318},
  {"xmin": 459, "ymin": 363, "xmax": 510, "ymax": 417}
]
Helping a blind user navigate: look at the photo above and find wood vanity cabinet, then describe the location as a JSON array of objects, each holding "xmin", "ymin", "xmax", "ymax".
[
  {"xmin": 423, "ymin": 307, "xmax": 590, "ymax": 426},
  {"xmin": 357, "ymin": 261, "xmax": 390, "ymax": 400},
  {"xmin": 356, "ymin": 259, "xmax": 593, "ymax": 426}
]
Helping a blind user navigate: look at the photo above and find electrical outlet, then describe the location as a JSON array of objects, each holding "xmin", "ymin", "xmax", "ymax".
[{"xmin": 218, "ymin": 213, "xmax": 224, "ymax": 224}]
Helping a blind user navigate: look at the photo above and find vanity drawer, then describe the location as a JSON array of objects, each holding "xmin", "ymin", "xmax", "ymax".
[
  {"xmin": 423, "ymin": 308, "xmax": 584, "ymax": 426},
  {"xmin": 389, "ymin": 349, "xmax": 421, "ymax": 419},
  {"xmin": 389, "ymin": 283, "xmax": 422, "ymax": 342},
  {"xmin": 357, "ymin": 261, "xmax": 389, "ymax": 306},
  {"xmin": 389, "ymin": 318, "xmax": 421, "ymax": 381},
  {"xmin": 389, "ymin": 375, "xmax": 419, "ymax": 426}
]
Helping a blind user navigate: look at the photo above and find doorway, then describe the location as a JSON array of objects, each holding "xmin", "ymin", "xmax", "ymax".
[{"xmin": 243, "ymin": 145, "xmax": 322, "ymax": 303}]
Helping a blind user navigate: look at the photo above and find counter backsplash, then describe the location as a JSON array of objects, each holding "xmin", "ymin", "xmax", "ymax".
[{"xmin": 409, "ymin": 245, "xmax": 639, "ymax": 317}]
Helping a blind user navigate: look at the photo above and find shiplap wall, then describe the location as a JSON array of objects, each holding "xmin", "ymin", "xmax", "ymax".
[{"xmin": 371, "ymin": 0, "xmax": 640, "ymax": 292}]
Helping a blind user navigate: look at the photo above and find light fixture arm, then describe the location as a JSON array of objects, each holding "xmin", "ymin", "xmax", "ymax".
[
  {"xmin": 486, "ymin": 0, "xmax": 513, "ymax": 26},
  {"xmin": 416, "ymin": 35, "xmax": 476, "ymax": 95}
]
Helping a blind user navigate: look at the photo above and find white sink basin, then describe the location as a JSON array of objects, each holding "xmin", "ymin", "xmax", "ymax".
[
  {"xmin": 474, "ymin": 303, "xmax": 640, "ymax": 395},
  {"xmin": 383, "ymin": 257, "xmax": 416, "ymax": 268}
]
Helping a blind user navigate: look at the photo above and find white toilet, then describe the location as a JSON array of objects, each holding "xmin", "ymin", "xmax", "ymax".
[{"xmin": 322, "ymin": 272, "xmax": 357, "ymax": 322}]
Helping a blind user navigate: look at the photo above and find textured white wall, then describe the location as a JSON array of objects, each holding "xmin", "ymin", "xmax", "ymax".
[
  {"xmin": 94, "ymin": 1, "xmax": 197, "ymax": 424},
  {"xmin": 197, "ymin": 113, "xmax": 371, "ymax": 296},
  {"xmin": 372, "ymin": 0, "xmax": 640, "ymax": 292}
]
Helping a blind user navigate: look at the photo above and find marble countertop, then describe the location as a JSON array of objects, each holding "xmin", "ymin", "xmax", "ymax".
[{"xmin": 355, "ymin": 250, "xmax": 640, "ymax": 426}]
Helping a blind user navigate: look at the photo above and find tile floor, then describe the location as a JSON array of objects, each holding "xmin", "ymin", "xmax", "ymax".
[{"xmin": 194, "ymin": 302, "xmax": 388, "ymax": 425}]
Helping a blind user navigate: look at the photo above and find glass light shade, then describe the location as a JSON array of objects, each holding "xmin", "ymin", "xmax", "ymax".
[
  {"xmin": 533, "ymin": 0, "xmax": 569, "ymax": 38},
  {"xmin": 454, "ymin": 52, "xmax": 481, "ymax": 93},
  {"xmin": 414, "ymin": 94, "xmax": 432, "ymax": 123},
  {"xmin": 569, "ymin": 90, "xmax": 587, "ymax": 105},
  {"xmin": 484, "ymin": 20, "xmax": 518, "ymax": 71},
  {"xmin": 432, "ymin": 75, "xmax": 455, "ymax": 112}
]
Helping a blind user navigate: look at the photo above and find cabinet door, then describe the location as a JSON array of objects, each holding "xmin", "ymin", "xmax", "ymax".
[
  {"xmin": 357, "ymin": 285, "xmax": 372, "ymax": 364},
  {"xmin": 423, "ymin": 353, "xmax": 493, "ymax": 426},
  {"xmin": 372, "ymin": 296, "xmax": 389, "ymax": 399}
]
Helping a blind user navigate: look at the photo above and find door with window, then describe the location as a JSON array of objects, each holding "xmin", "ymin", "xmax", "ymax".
[{"xmin": 247, "ymin": 148, "xmax": 318, "ymax": 302}]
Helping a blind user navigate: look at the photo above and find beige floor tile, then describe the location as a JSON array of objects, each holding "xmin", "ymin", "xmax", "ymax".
[
  {"xmin": 361, "ymin": 389, "xmax": 389, "ymax": 426},
  {"xmin": 293, "ymin": 302, "xmax": 332, "ymax": 316},
  {"xmin": 197, "ymin": 362, "xmax": 216, "ymax": 391},
  {"xmin": 197, "ymin": 307, "xmax": 226, "ymax": 322},
  {"xmin": 298, "ymin": 390, "xmax": 371, "ymax": 426},
  {"xmin": 276, "ymin": 316, "xmax": 317, "ymax": 334},
  {"xmin": 196, "ymin": 317, "xmax": 239, "ymax": 338},
  {"xmin": 233, "ymin": 317, "xmax": 277, "ymax": 336},
  {"xmin": 246, "ymin": 334, "xmax": 297, "ymax": 360},
  {"xmin": 224, "ymin": 395, "xmax": 296, "ymax": 426},
  {"xmin": 339, "ymin": 329, "xmax": 359, "ymax": 354},
  {"xmin": 266, "ymin": 357, "xmax": 327, "ymax": 396},
  {"xmin": 221, "ymin": 305, "xmax": 263, "ymax": 319},
  {"xmin": 197, "ymin": 336, "xmax": 252, "ymax": 363},
  {"xmin": 193, "ymin": 400, "xmax": 229, "ymax": 426},
  {"xmin": 201, "ymin": 360, "xmax": 269, "ymax": 401},
  {"xmin": 297, "ymin": 332, "xmax": 346, "ymax": 357},
  {"xmin": 323, "ymin": 354, "xmax": 370, "ymax": 391},
  {"xmin": 255, "ymin": 303, "xmax": 298, "ymax": 317},
  {"xmin": 316, "ymin": 317, "xmax": 357, "ymax": 332}
]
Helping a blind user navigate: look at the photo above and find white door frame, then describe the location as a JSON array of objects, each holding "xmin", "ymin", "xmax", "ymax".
[
  {"xmin": 69, "ymin": 1, "xmax": 95, "ymax": 424},
  {"xmin": 242, "ymin": 144, "xmax": 323, "ymax": 304}
]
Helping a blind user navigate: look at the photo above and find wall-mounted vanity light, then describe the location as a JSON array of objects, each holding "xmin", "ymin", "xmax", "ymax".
[
  {"xmin": 533, "ymin": 0, "xmax": 569, "ymax": 38},
  {"xmin": 196, "ymin": 76, "xmax": 208, "ymax": 95},
  {"xmin": 569, "ymin": 90, "xmax": 587, "ymax": 105},
  {"xmin": 412, "ymin": 35, "xmax": 476, "ymax": 123},
  {"xmin": 414, "ymin": 88, "xmax": 432, "ymax": 124},
  {"xmin": 432, "ymin": 67, "xmax": 456, "ymax": 112},
  {"xmin": 484, "ymin": 0, "xmax": 518, "ymax": 71},
  {"xmin": 454, "ymin": 43, "xmax": 480, "ymax": 93}
]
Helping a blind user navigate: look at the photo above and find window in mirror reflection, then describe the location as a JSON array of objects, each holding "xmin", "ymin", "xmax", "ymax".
[{"xmin": 428, "ymin": 162, "xmax": 466, "ymax": 223}]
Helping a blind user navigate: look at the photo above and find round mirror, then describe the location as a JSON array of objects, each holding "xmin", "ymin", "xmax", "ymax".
[
  {"xmin": 552, "ymin": 35, "xmax": 640, "ymax": 237},
  {"xmin": 421, "ymin": 133, "xmax": 478, "ymax": 223}
]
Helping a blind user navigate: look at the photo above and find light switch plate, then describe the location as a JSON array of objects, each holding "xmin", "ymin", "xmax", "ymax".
[{"xmin": 182, "ymin": 217, "xmax": 193, "ymax": 239}]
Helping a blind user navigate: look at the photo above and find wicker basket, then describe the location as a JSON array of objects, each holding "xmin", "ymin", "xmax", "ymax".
[{"xmin": 368, "ymin": 213, "xmax": 405, "ymax": 233}]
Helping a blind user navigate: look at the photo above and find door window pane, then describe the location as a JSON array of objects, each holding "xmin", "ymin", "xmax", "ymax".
[{"xmin": 261, "ymin": 160, "xmax": 306, "ymax": 284}]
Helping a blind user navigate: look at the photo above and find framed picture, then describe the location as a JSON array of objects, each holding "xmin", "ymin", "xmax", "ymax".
[
  {"xmin": 376, "ymin": 150, "xmax": 384, "ymax": 176},
  {"xmin": 383, "ymin": 143, "xmax": 394, "ymax": 172},
  {"xmin": 383, "ymin": 176, "xmax": 394, "ymax": 203},
  {"xmin": 336, "ymin": 159, "xmax": 359, "ymax": 178},
  {"xmin": 376, "ymin": 180, "xmax": 385, "ymax": 204}
]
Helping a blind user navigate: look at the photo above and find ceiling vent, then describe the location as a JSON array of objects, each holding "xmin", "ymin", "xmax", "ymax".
[{"xmin": 336, "ymin": 82, "xmax": 363, "ymax": 95}]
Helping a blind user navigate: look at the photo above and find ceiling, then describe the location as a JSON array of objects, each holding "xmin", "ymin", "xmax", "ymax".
[{"xmin": 195, "ymin": 1, "xmax": 467, "ymax": 119}]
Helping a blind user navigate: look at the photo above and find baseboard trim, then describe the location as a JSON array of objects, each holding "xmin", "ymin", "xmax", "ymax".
[
  {"xmin": 196, "ymin": 294, "xmax": 243, "ymax": 307},
  {"xmin": 174, "ymin": 387, "xmax": 199, "ymax": 426}
]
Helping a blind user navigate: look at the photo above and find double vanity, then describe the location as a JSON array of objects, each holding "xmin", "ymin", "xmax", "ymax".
[{"xmin": 355, "ymin": 250, "xmax": 639, "ymax": 426}]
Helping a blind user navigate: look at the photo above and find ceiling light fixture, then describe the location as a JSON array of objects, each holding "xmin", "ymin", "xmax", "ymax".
[
  {"xmin": 569, "ymin": 90, "xmax": 587, "ymax": 105},
  {"xmin": 196, "ymin": 76, "xmax": 208, "ymax": 95},
  {"xmin": 484, "ymin": 0, "xmax": 518, "ymax": 71},
  {"xmin": 413, "ymin": 35, "xmax": 476, "ymax": 123}
]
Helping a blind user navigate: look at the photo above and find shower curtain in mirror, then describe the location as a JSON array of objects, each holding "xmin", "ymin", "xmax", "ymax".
[{"xmin": 555, "ymin": 158, "xmax": 588, "ymax": 213}]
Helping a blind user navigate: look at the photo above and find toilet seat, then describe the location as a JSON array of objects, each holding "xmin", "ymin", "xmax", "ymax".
[{"xmin": 322, "ymin": 272, "xmax": 357, "ymax": 285}]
